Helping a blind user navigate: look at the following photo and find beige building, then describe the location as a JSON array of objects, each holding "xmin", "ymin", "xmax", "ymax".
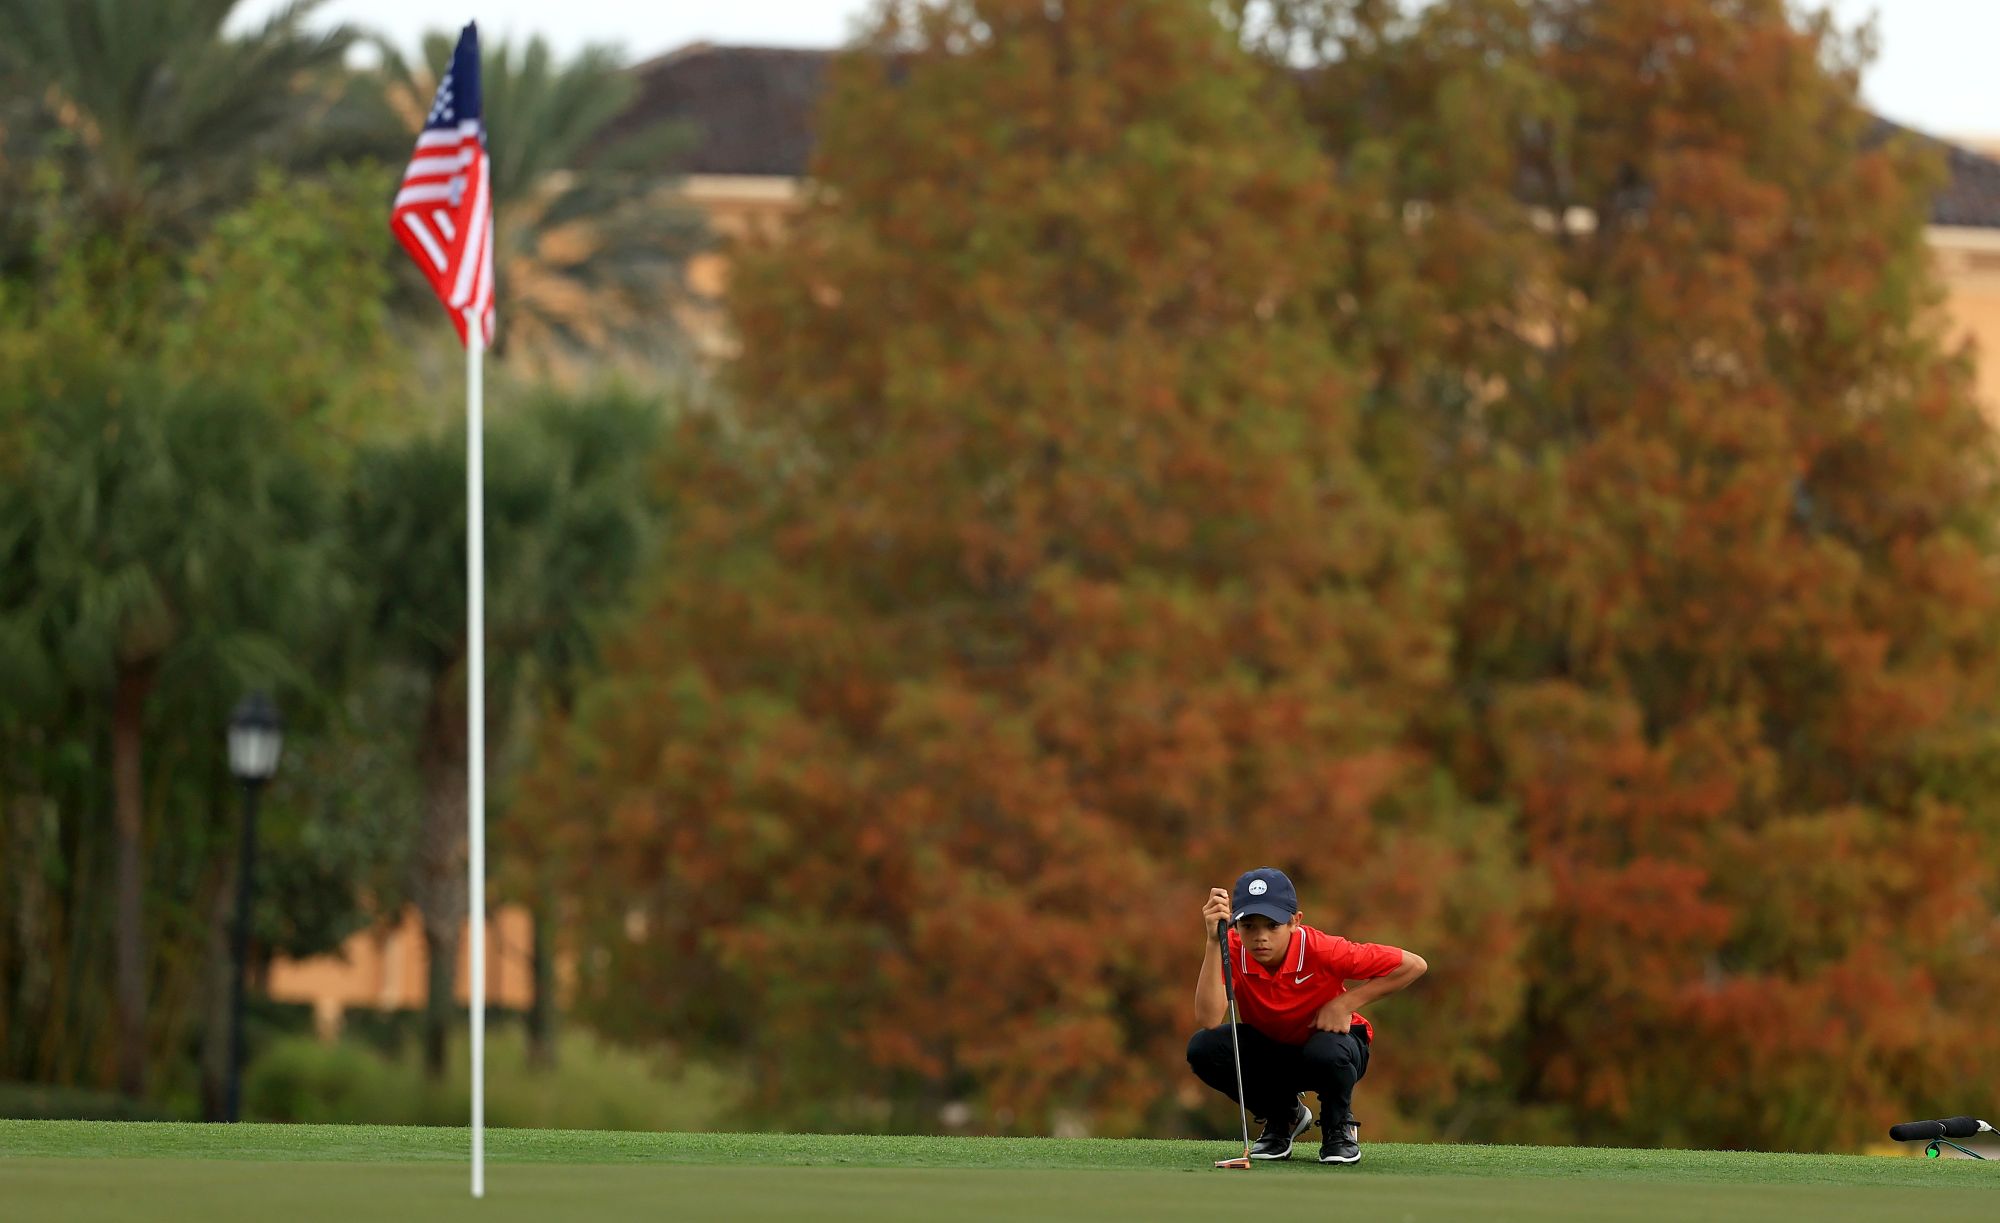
[
  {"xmin": 1921, "ymin": 131, "xmax": 2000, "ymax": 411},
  {"xmin": 1939, "ymin": 232, "xmax": 2000, "ymax": 409},
  {"xmin": 1935, "ymin": 137, "xmax": 2000, "ymax": 411},
  {"xmin": 265, "ymin": 905, "xmax": 541, "ymax": 1038}
]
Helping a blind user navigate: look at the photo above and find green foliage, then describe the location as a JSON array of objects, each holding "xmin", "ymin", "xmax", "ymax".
[
  {"xmin": 0, "ymin": 1081, "xmax": 172, "ymax": 1121},
  {"xmin": 1, "ymin": 368, "xmax": 339, "ymax": 698},
  {"xmin": 168, "ymin": 165, "xmax": 409, "ymax": 436},
  {"xmin": 242, "ymin": 1037, "xmax": 397, "ymax": 1125},
  {"xmin": 339, "ymin": 384, "xmax": 674, "ymax": 1076},
  {"xmin": 0, "ymin": 288, "xmax": 347, "ymax": 1095},
  {"xmin": 243, "ymin": 1029, "xmax": 737, "ymax": 1130},
  {"xmin": 0, "ymin": 0, "xmax": 357, "ymax": 247},
  {"xmin": 345, "ymin": 385, "xmax": 671, "ymax": 685},
  {"xmin": 0, "ymin": 154, "xmax": 396, "ymax": 1099},
  {"xmin": 0, "ymin": 0, "xmax": 686, "ymax": 1119}
]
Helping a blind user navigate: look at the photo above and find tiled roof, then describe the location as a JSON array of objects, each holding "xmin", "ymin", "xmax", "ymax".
[
  {"xmin": 1866, "ymin": 118, "xmax": 2000, "ymax": 229},
  {"xmin": 635, "ymin": 43, "xmax": 2000, "ymax": 230},
  {"xmin": 612, "ymin": 43, "xmax": 830, "ymax": 177}
]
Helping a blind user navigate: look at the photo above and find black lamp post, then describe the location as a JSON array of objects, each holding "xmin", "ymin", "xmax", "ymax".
[{"xmin": 225, "ymin": 691, "xmax": 283, "ymax": 1124}]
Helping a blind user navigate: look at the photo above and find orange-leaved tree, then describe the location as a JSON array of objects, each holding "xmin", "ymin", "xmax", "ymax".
[
  {"xmin": 528, "ymin": 0, "xmax": 1530, "ymax": 1135},
  {"xmin": 1262, "ymin": 0, "xmax": 2000, "ymax": 1148}
]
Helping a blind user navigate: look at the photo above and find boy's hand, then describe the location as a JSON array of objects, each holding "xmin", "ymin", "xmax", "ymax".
[
  {"xmin": 1202, "ymin": 888, "xmax": 1231, "ymax": 940},
  {"xmin": 1312, "ymin": 997, "xmax": 1354, "ymax": 1033}
]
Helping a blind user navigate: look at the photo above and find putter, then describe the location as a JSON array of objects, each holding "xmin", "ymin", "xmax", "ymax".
[
  {"xmin": 1213, "ymin": 917, "xmax": 1253, "ymax": 1170},
  {"xmin": 1889, "ymin": 1116, "xmax": 1993, "ymax": 1160}
]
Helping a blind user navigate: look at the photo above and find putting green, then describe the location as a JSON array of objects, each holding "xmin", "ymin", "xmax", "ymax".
[{"xmin": 4, "ymin": 1122, "xmax": 1995, "ymax": 1222}]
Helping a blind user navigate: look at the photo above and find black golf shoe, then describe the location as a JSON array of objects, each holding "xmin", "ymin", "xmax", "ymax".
[
  {"xmin": 1249, "ymin": 1096, "xmax": 1314, "ymax": 1160},
  {"xmin": 1319, "ymin": 1113, "xmax": 1361, "ymax": 1165}
]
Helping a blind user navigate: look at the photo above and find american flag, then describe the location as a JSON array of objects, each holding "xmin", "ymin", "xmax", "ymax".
[{"xmin": 391, "ymin": 23, "xmax": 495, "ymax": 347}]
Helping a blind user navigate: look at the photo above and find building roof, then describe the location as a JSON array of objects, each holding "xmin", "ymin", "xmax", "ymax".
[
  {"xmin": 636, "ymin": 43, "xmax": 2000, "ymax": 230},
  {"xmin": 613, "ymin": 44, "xmax": 831, "ymax": 178},
  {"xmin": 1867, "ymin": 119, "xmax": 2000, "ymax": 230}
]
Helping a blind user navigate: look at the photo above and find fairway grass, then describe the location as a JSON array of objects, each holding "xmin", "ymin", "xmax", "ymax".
[{"xmin": 6, "ymin": 1121, "xmax": 1997, "ymax": 1222}]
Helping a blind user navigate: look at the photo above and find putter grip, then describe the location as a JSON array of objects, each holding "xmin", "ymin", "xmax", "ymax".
[
  {"xmin": 1888, "ymin": 1117, "xmax": 1982, "ymax": 1142},
  {"xmin": 1216, "ymin": 918, "xmax": 1235, "ymax": 1002}
]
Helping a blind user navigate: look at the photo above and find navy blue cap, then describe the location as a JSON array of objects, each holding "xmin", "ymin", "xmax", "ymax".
[{"xmin": 1231, "ymin": 867, "xmax": 1299, "ymax": 925}]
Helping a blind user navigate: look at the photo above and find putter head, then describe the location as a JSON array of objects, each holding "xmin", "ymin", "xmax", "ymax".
[{"xmin": 1213, "ymin": 1156, "xmax": 1252, "ymax": 1170}]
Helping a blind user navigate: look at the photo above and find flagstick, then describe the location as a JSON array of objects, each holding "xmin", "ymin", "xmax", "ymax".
[{"xmin": 465, "ymin": 310, "xmax": 487, "ymax": 1200}]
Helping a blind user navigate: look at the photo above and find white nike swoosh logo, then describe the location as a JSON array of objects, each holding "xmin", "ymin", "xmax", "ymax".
[{"xmin": 1295, "ymin": 973, "xmax": 1314, "ymax": 985}]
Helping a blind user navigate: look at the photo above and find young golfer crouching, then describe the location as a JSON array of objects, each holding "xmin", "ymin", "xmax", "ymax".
[{"xmin": 1187, "ymin": 867, "xmax": 1427, "ymax": 1164}]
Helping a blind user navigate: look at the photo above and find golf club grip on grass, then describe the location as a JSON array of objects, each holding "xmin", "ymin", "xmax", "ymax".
[{"xmin": 1888, "ymin": 1117, "xmax": 1982, "ymax": 1142}]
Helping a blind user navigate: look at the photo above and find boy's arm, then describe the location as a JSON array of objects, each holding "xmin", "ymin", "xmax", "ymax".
[
  {"xmin": 1194, "ymin": 888, "xmax": 1231, "ymax": 1029},
  {"xmin": 1338, "ymin": 950, "xmax": 1427, "ymax": 1011},
  {"xmin": 1311, "ymin": 949, "xmax": 1427, "ymax": 1033}
]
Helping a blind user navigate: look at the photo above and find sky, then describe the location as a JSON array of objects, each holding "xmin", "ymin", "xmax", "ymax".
[{"xmin": 232, "ymin": 1, "xmax": 2000, "ymax": 141}]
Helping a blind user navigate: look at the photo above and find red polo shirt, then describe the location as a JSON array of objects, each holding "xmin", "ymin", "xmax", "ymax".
[{"xmin": 1228, "ymin": 925, "xmax": 1406, "ymax": 1045}]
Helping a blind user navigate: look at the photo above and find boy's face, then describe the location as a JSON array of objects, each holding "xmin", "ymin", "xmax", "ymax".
[{"xmin": 1234, "ymin": 913, "xmax": 1299, "ymax": 969}]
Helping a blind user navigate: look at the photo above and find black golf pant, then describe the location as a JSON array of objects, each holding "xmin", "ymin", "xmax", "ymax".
[{"xmin": 1186, "ymin": 1024, "xmax": 1369, "ymax": 1124}]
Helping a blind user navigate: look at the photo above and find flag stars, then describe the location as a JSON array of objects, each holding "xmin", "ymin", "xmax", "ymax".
[{"xmin": 428, "ymin": 74, "xmax": 457, "ymax": 123}]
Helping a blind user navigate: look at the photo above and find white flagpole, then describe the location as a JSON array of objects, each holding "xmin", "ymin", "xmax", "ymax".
[{"xmin": 465, "ymin": 309, "xmax": 487, "ymax": 1199}]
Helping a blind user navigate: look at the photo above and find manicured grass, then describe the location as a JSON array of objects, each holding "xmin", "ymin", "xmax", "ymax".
[{"xmin": 5, "ymin": 1121, "xmax": 1997, "ymax": 1222}]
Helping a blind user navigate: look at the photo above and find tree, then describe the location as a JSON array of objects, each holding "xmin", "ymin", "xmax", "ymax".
[
  {"xmin": 536, "ymin": 0, "xmax": 1528, "ymax": 1134},
  {"xmin": 0, "ymin": 168, "xmax": 391, "ymax": 1104},
  {"xmin": 0, "ymin": 0, "xmax": 356, "ymax": 251},
  {"xmin": 0, "ymin": 330, "xmax": 338, "ymax": 1097},
  {"xmin": 168, "ymin": 165, "xmax": 409, "ymax": 435},
  {"xmin": 344, "ymin": 387, "xmax": 668, "ymax": 1077},
  {"xmin": 1261, "ymin": 0, "xmax": 2000, "ymax": 1147},
  {"xmin": 489, "ymin": 388, "xmax": 670, "ymax": 1067}
]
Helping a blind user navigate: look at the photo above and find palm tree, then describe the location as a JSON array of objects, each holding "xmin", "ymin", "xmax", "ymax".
[
  {"xmin": 369, "ymin": 33, "xmax": 705, "ymax": 379},
  {"xmin": 0, "ymin": 356, "xmax": 338, "ymax": 1097},
  {"xmin": 0, "ymin": 44, "xmax": 44, "ymax": 281},
  {"xmin": 345, "ymin": 388, "xmax": 666, "ymax": 1077},
  {"xmin": 486, "ymin": 389, "xmax": 668, "ymax": 1068},
  {"xmin": 0, "ymin": 0, "xmax": 358, "ymax": 250}
]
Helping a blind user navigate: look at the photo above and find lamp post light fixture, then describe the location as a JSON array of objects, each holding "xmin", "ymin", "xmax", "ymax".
[{"xmin": 225, "ymin": 691, "xmax": 283, "ymax": 1124}]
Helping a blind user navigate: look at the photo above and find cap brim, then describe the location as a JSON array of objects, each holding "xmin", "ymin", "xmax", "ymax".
[{"xmin": 1232, "ymin": 902, "xmax": 1295, "ymax": 924}]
